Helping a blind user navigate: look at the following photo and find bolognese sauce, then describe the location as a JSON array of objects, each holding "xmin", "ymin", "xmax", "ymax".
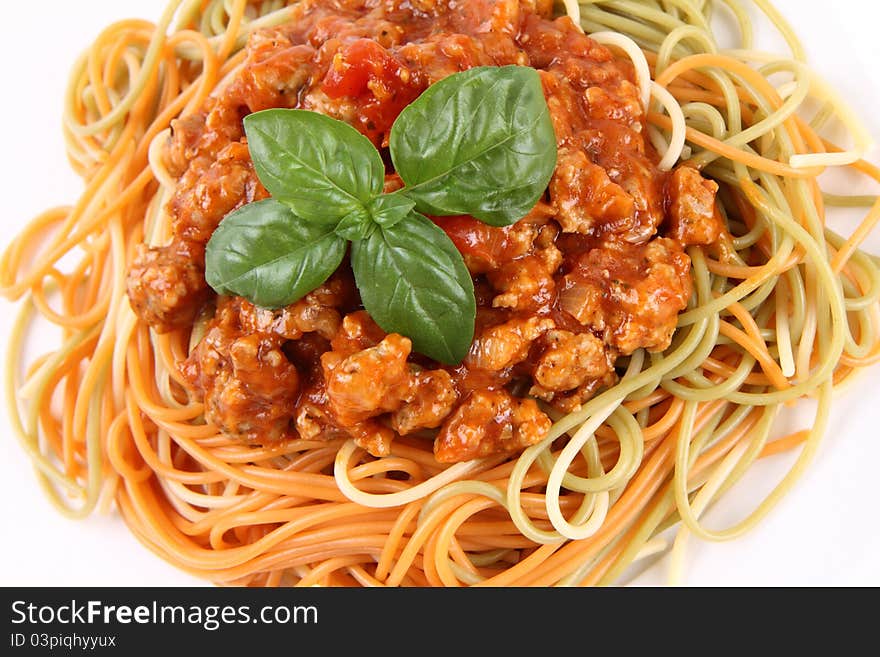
[{"xmin": 126, "ymin": 0, "xmax": 725, "ymax": 463}]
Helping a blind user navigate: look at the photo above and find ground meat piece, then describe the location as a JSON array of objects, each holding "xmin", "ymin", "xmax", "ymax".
[
  {"xmin": 550, "ymin": 146, "xmax": 635, "ymax": 236},
  {"xmin": 529, "ymin": 328, "xmax": 615, "ymax": 412},
  {"xmin": 612, "ymin": 154, "xmax": 667, "ymax": 244},
  {"xmin": 466, "ymin": 316, "xmax": 555, "ymax": 371},
  {"xmin": 347, "ymin": 420, "xmax": 396, "ymax": 457},
  {"xmin": 294, "ymin": 385, "xmax": 343, "ymax": 441},
  {"xmin": 238, "ymin": 33, "xmax": 314, "ymax": 112},
  {"xmin": 181, "ymin": 284, "xmax": 353, "ymax": 443},
  {"xmin": 406, "ymin": 0, "xmax": 444, "ymax": 14},
  {"xmin": 665, "ymin": 166, "xmax": 724, "ymax": 245},
  {"xmin": 162, "ymin": 32, "xmax": 313, "ymax": 181},
  {"xmin": 235, "ymin": 296, "xmax": 342, "ymax": 342},
  {"xmin": 170, "ymin": 140, "xmax": 267, "ymax": 243},
  {"xmin": 539, "ymin": 69, "xmax": 589, "ymax": 143},
  {"xmin": 294, "ymin": 402, "xmax": 327, "ymax": 441},
  {"xmin": 489, "ymin": 255, "xmax": 554, "ymax": 312},
  {"xmin": 166, "ymin": 113, "xmax": 207, "ymax": 178},
  {"xmin": 508, "ymin": 217, "xmax": 551, "ymax": 258},
  {"xmin": 183, "ymin": 328, "xmax": 300, "ymax": 442},
  {"xmin": 541, "ymin": 371, "xmax": 617, "ymax": 414},
  {"xmin": 434, "ymin": 390, "xmax": 551, "ymax": 463},
  {"xmin": 476, "ymin": 0, "xmax": 522, "ymax": 34},
  {"xmin": 319, "ymin": 329, "xmax": 458, "ymax": 454},
  {"xmin": 396, "ymin": 36, "xmax": 511, "ymax": 86},
  {"xmin": 398, "ymin": 32, "xmax": 528, "ymax": 84},
  {"xmin": 581, "ymin": 81, "xmax": 642, "ymax": 126},
  {"xmin": 531, "ymin": 329, "xmax": 611, "ymax": 392},
  {"xmin": 523, "ymin": 14, "xmax": 613, "ymax": 73},
  {"xmin": 329, "ymin": 311, "xmax": 387, "ymax": 356},
  {"xmin": 126, "ymin": 240, "xmax": 210, "ymax": 333},
  {"xmin": 488, "ymin": 236, "xmax": 562, "ymax": 311},
  {"xmin": 558, "ymin": 238, "xmax": 692, "ymax": 354},
  {"xmin": 394, "ymin": 3, "xmax": 527, "ymax": 85},
  {"xmin": 390, "ymin": 369, "xmax": 459, "ymax": 435},
  {"xmin": 412, "ymin": 0, "xmax": 524, "ymax": 35},
  {"xmin": 578, "ymin": 127, "xmax": 668, "ymax": 244},
  {"xmin": 524, "ymin": 0, "xmax": 555, "ymax": 15},
  {"xmin": 300, "ymin": 85, "xmax": 362, "ymax": 127},
  {"xmin": 321, "ymin": 334, "xmax": 414, "ymax": 426},
  {"xmin": 221, "ymin": 273, "xmax": 353, "ymax": 342}
]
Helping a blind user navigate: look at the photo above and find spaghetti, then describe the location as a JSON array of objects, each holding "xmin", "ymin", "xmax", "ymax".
[{"xmin": 2, "ymin": 0, "xmax": 879, "ymax": 587}]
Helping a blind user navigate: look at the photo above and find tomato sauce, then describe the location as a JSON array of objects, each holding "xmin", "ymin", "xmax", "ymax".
[{"xmin": 127, "ymin": 0, "xmax": 724, "ymax": 463}]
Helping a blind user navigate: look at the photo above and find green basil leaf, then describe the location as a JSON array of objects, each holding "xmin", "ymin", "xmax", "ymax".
[
  {"xmin": 367, "ymin": 193, "xmax": 416, "ymax": 228},
  {"xmin": 351, "ymin": 212, "xmax": 475, "ymax": 364},
  {"xmin": 390, "ymin": 66, "xmax": 557, "ymax": 227},
  {"xmin": 244, "ymin": 109, "xmax": 385, "ymax": 224},
  {"xmin": 205, "ymin": 199, "xmax": 346, "ymax": 308}
]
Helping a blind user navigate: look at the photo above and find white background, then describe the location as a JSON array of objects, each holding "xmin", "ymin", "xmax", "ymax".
[{"xmin": 0, "ymin": 0, "xmax": 879, "ymax": 587}]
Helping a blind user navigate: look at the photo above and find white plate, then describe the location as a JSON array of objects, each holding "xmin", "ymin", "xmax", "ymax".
[{"xmin": 0, "ymin": 0, "xmax": 878, "ymax": 587}]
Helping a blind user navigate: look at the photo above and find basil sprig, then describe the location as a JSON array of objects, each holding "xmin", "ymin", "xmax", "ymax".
[{"xmin": 205, "ymin": 65, "xmax": 557, "ymax": 364}]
